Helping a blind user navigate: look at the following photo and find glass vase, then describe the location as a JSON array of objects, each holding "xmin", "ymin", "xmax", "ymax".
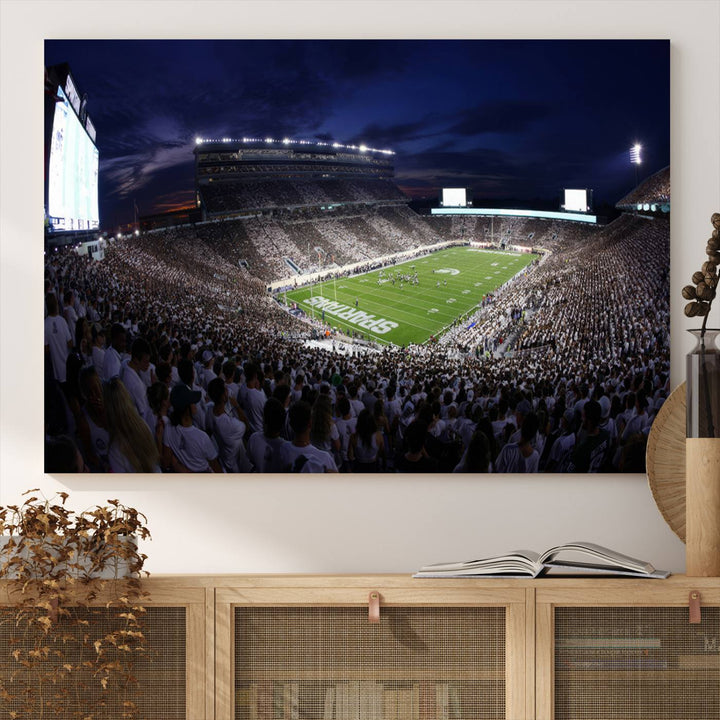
[{"xmin": 686, "ymin": 328, "xmax": 720, "ymax": 438}]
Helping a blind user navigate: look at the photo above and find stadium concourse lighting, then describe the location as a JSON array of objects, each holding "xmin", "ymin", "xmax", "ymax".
[{"xmin": 194, "ymin": 135, "xmax": 395, "ymax": 154}]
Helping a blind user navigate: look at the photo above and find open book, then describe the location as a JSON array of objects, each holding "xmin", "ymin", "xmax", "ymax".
[{"xmin": 414, "ymin": 541, "xmax": 670, "ymax": 579}]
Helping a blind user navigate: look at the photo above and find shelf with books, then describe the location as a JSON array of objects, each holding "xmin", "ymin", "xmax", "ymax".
[
  {"xmin": 234, "ymin": 679, "xmax": 498, "ymax": 720},
  {"xmin": 216, "ymin": 577, "xmax": 529, "ymax": 720},
  {"xmin": 536, "ymin": 583, "xmax": 720, "ymax": 720}
]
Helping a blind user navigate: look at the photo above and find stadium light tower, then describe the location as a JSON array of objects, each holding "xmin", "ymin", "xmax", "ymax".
[{"xmin": 630, "ymin": 143, "xmax": 642, "ymax": 186}]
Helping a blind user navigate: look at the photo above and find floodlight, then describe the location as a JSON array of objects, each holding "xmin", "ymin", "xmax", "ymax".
[
  {"xmin": 359, "ymin": 145, "xmax": 367, "ymax": 152},
  {"xmin": 630, "ymin": 143, "xmax": 642, "ymax": 164},
  {"xmin": 195, "ymin": 137, "xmax": 202, "ymax": 145}
]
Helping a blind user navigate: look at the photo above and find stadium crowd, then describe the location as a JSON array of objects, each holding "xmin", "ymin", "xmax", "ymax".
[
  {"xmin": 200, "ymin": 178, "xmax": 407, "ymax": 216},
  {"xmin": 44, "ymin": 205, "xmax": 669, "ymax": 475},
  {"xmin": 616, "ymin": 166, "xmax": 671, "ymax": 209}
]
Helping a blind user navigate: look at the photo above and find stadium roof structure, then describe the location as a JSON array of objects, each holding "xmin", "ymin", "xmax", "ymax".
[{"xmin": 616, "ymin": 165, "xmax": 670, "ymax": 212}]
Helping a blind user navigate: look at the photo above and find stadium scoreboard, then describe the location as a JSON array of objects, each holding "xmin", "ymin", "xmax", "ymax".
[
  {"xmin": 561, "ymin": 188, "xmax": 592, "ymax": 214},
  {"xmin": 45, "ymin": 64, "xmax": 99, "ymax": 232},
  {"xmin": 440, "ymin": 187, "xmax": 471, "ymax": 208}
]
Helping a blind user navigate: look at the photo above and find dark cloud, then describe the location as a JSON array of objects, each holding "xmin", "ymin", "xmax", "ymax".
[
  {"xmin": 447, "ymin": 100, "xmax": 551, "ymax": 136},
  {"xmin": 347, "ymin": 120, "xmax": 435, "ymax": 148},
  {"xmin": 399, "ymin": 147, "xmax": 517, "ymax": 175},
  {"xmin": 303, "ymin": 41, "xmax": 412, "ymax": 82},
  {"xmin": 396, "ymin": 145, "xmax": 587, "ymax": 201}
]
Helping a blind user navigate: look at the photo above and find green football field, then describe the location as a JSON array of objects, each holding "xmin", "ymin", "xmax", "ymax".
[{"xmin": 283, "ymin": 246, "xmax": 538, "ymax": 346}]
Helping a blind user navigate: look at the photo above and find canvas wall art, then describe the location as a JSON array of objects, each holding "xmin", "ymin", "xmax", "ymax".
[{"xmin": 42, "ymin": 39, "xmax": 670, "ymax": 474}]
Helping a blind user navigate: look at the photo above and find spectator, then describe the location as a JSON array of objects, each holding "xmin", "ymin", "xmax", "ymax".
[
  {"xmin": 44, "ymin": 292, "xmax": 73, "ymax": 384},
  {"xmin": 494, "ymin": 412, "xmax": 541, "ymax": 473},
  {"xmin": 247, "ymin": 397, "xmax": 289, "ymax": 473},
  {"xmin": 207, "ymin": 377, "xmax": 253, "ymax": 472},
  {"xmin": 278, "ymin": 400, "xmax": 338, "ymax": 472},
  {"xmin": 147, "ymin": 381, "xmax": 170, "ymax": 457},
  {"xmin": 121, "ymin": 337, "xmax": 152, "ymax": 421},
  {"xmin": 310, "ymin": 394, "xmax": 341, "ymax": 460},
  {"xmin": 45, "ymin": 434, "xmax": 87, "ymax": 473},
  {"xmin": 163, "ymin": 384, "xmax": 222, "ymax": 473},
  {"xmin": 395, "ymin": 420, "xmax": 437, "ymax": 473},
  {"xmin": 104, "ymin": 377, "xmax": 160, "ymax": 473},
  {"xmin": 571, "ymin": 400, "xmax": 611, "ymax": 473},
  {"xmin": 453, "ymin": 430, "xmax": 492, "ymax": 473},
  {"xmin": 350, "ymin": 408, "xmax": 385, "ymax": 472},
  {"xmin": 76, "ymin": 366, "xmax": 110, "ymax": 472},
  {"xmin": 103, "ymin": 323, "xmax": 127, "ymax": 382},
  {"xmin": 241, "ymin": 362, "xmax": 267, "ymax": 435}
]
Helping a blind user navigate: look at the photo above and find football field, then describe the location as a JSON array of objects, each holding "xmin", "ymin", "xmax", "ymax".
[{"xmin": 283, "ymin": 246, "xmax": 538, "ymax": 346}]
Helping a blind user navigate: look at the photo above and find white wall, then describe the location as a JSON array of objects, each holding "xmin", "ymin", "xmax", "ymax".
[{"xmin": 1, "ymin": 0, "xmax": 718, "ymax": 575}]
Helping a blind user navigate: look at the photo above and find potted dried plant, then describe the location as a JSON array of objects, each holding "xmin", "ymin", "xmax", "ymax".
[
  {"xmin": 682, "ymin": 211, "xmax": 720, "ymax": 437},
  {"xmin": 0, "ymin": 491, "xmax": 151, "ymax": 719},
  {"xmin": 682, "ymin": 213, "xmax": 720, "ymax": 576}
]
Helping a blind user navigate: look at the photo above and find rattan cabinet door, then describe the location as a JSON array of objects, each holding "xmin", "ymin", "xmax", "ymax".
[
  {"xmin": 235, "ymin": 606, "xmax": 505, "ymax": 719},
  {"xmin": 553, "ymin": 606, "xmax": 719, "ymax": 720},
  {"xmin": 536, "ymin": 580, "xmax": 720, "ymax": 720},
  {"xmin": 216, "ymin": 579, "xmax": 529, "ymax": 720}
]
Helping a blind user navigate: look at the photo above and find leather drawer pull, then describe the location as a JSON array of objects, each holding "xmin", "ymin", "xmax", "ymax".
[
  {"xmin": 689, "ymin": 590, "xmax": 702, "ymax": 624},
  {"xmin": 368, "ymin": 591, "xmax": 380, "ymax": 623}
]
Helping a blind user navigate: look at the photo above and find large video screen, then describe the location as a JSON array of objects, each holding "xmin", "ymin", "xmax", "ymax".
[
  {"xmin": 562, "ymin": 189, "xmax": 589, "ymax": 213},
  {"xmin": 47, "ymin": 85, "xmax": 99, "ymax": 231},
  {"xmin": 441, "ymin": 188, "xmax": 467, "ymax": 207}
]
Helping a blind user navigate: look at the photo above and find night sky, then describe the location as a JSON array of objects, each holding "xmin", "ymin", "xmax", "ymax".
[{"xmin": 44, "ymin": 39, "xmax": 670, "ymax": 229}]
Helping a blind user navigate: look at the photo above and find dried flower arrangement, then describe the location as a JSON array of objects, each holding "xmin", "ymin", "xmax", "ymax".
[
  {"xmin": 0, "ymin": 491, "xmax": 151, "ymax": 719},
  {"xmin": 682, "ymin": 213, "xmax": 719, "ymax": 322},
  {"xmin": 682, "ymin": 212, "xmax": 720, "ymax": 438}
]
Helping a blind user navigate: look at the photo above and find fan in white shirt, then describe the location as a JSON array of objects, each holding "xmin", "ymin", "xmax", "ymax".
[
  {"xmin": 102, "ymin": 323, "xmax": 127, "ymax": 382},
  {"xmin": 121, "ymin": 337, "xmax": 152, "ymax": 422},
  {"xmin": 247, "ymin": 397, "xmax": 289, "ymax": 473},
  {"xmin": 44, "ymin": 293, "xmax": 73, "ymax": 384},
  {"xmin": 207, "ymin": 377, "xmax": 253, "ymax": 473},
  {"xmin": 163, "ymin": 384, "xmax": 222, "ymax": 473}
]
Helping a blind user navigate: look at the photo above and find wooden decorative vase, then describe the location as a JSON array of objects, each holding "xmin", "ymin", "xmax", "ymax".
[{"xmin": 685, "ymin": 328, "xmax": 720, "ymax": 576}]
